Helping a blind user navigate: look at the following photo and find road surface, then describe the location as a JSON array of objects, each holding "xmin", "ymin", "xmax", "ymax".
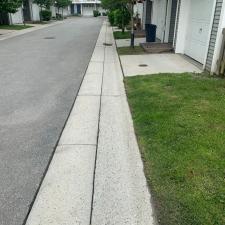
[{"xmin": 0, "ymin": 17, "xmax": 103, "ymax": 225}]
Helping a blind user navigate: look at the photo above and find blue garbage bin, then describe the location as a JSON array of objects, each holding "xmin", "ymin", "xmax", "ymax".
[{"xmin": 145, "ymin": 24, "xmax": 157, "ymax": 42}]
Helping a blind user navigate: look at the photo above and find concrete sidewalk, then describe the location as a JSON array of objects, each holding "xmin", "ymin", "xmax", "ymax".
[{"xmin": 25, "ymin": 21, "xmax": 155, "ymax": 225}]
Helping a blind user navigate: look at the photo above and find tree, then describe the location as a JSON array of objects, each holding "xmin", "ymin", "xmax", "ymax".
[
  {"xmin": 0, "ymin": 0, "xmax": 22, "ymax": 25},
  {"xmin": 33, "ymin": 0, "xmax": 53, "ymax": 9},
  {"xmin": 102, "ymin": 0, "xmax": 131, "ymax": 33},
  {"xmin": 102, "ymin": 0, "xmax": 139, "ymax": 47},
  {"xmin": 55, "ymin": 0, "xmax": 71, "ymax": 18},
  {"xmin": 33, "ymin": 0, "xmax": 53, "ymax": 20},
  {"xmin": 0, "ymin": 0, "xmax": 22, "ymax": 14}
]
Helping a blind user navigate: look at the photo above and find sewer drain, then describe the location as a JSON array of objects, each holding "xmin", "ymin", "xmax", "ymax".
[
  {"xmin": 103, "ymin": 42, "xmax": 113, "ymax": 46},
  {"xmin": 44, "ymin": 37, "xmax": 55, "ymax": 39},
  {"xmin": 139, "ymin": 64, "xmax": 148, "ymax": 67}
]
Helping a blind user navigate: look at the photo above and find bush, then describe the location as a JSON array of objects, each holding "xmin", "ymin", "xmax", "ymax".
[
  {"xmin": 114, "ymin": 8, "xmax": 130, "ymax": 31},
  {"xmin": 102, "ymin": 12, "xmax": 107, "ymax": 16},
  {"xmin": 108, "ymin": 10, "xmax": 115, "ymax": 26},
  {"xmin": 56, "ymin": 13, "xmax": 63, "ymax": 20},
  {"xmin": 40, "ymin": 10, "xmax": 52, "ymax": 21},
  {"xmin": 93, "ymin": 10, "xmax": 100, "ymax": 17}
]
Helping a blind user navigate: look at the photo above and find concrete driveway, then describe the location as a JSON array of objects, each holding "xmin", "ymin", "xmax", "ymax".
[{"xmin": 0, "ymin": 17, "xmax": 103, "ymax": 225}]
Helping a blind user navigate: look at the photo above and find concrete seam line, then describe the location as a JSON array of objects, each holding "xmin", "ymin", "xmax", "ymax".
[
  {"xmin": 113, "ymin": 29, "xmax": 126, "ymax": 79},
  {"xmin": 58, "ymin": 143, "xmax": 97, "ymax": 146},
  {"xmin": 22, "ymin": 19, "xmax": 104, "ymax": 225},
  {"xmin": 89, "ymin": 21, "xmax": 107, "ymax": 225}
]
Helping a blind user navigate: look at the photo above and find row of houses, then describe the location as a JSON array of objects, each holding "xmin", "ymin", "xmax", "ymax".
[
  {"xmin": 139, "ymin": 0, "xmax": 225, "ymax": 74},
  {"xmin": 3, "ymin": 0, "xmax": 104, "ymax": 25},
  {"xmin": 71, "ymin": 0, "xmax": 105, "ymax": 16}
]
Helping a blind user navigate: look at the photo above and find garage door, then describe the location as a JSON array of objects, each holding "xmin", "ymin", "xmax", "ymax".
[
  {"xmin": 82, "ymin": 4, "xmax": 94, "ymax": 16},
  {"xmin": 184, "ymin": 0, "xmax": 214, "ymax": 64}
]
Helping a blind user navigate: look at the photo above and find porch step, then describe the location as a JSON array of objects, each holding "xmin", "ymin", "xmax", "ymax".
[{"xmin": 140, "ymin": 42, "xmax": 173, "ymax": 53}]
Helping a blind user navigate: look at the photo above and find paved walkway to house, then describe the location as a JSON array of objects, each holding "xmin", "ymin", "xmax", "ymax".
[
  {"xmin": 120, "ymin": 53, "xmax": 202, "ymax": 76},
  {"xmin": 24, "ymin": 21, "xmax": 155, "ymax": 225},
  {"xmin": 116, "ymin": 37, "xmax": 146, "ymax": 47}
]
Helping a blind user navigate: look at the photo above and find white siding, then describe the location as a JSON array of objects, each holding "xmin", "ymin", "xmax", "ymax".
[
  {"xmin": 152, "ymin": 0, "xmax": 167, "ymax": 41},
  {"xmin": 134, "ymin": 3, "xmax": 144, "ymax": 24},
  {"xmin": 31, "ymin": 4, "xmax": 40, "ymax": 21},
  {"xmin": 205, "ymin": 0, "xmax": 223, "ymax": 72},
  {"xmin": 51, "ymin": 6, "xmax": 57, "ymax": 17},
  {"xmin": 10, "ymin": 7, "xmax": 23, "ymax": 24}
]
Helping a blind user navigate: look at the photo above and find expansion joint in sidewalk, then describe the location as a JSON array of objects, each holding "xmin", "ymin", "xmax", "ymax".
[
  {"xmin": 89, "ymin": 24, "xmax": 107, "ymax": 225},
  {"xmin": 58, "ymin": 143, "xmax": 97, "ymax": 147}
]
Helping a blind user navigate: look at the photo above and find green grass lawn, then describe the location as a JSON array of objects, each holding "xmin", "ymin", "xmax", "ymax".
[
  {"xmin": 117, "ymin": 46, "xmax": 146, "ymax": 55},
  {"xmin": 125, "ymin": 73, "xmax": 225, "ymax": 225},
  {"xmin": 113, "ymin": 31, "xmax": 131, "ymax": 39},
  {"xmin": 0, "ymin": 24, "xmax": 33, "ymax": 30}
]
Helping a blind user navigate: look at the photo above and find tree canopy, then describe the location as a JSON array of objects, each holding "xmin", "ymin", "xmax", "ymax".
[
  {"xmin": 33, "ymin": 0, "xmax": 54, "ymax": 9},
  {"xmin": 0, "ymin": 0, "xmax": 22, "ymax": 14},
  {"xmin": 55, "ymin": 0, "xmax": 71, "ymax": 9}
]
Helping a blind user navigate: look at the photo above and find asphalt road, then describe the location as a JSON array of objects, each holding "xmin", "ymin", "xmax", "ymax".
[{"xmin": 0, "ymin": 17, "xmax": 103, "ymax": 225}]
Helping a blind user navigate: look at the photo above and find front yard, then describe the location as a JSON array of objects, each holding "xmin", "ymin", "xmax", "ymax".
[
  {"xmin": 117, "ymin": 46, "xmax": 145, "ymax": 55},
  {"xmin": 0, "ymin": 24, "xmax": 33, "ymax": 30},
  {"xmin": 113, "ymin": 31, "xmax": 131, "ymax": 39},
  {"xmin": 125, "ymin": 73, "xmax": 225, "ymax": 225}
]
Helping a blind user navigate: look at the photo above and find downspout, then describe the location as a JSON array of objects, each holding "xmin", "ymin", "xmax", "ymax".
[{"xmin": 163, "ymin": 0, "xmax": 169, "ymax": 43}]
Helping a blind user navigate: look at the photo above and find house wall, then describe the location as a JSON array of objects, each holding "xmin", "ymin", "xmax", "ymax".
[
  {"xmin": 173, "ymin": 0, "xmax": 181, "ymax": 47},
  {"xmin": 31, "ymin": 4, "xmax": 40, "ymax": 21},
  {"xmin": 142, "ymin": 0, "xmax": 147, "ymax": 29},
  {"xmin": 151, "ymin": 0, "xmax": 174, "ymax": 42},
  {"xmin": 152, "ymin": 0, "xmax": 167, "ymax": 41},
  {"xmin": 51, "ymin": 6, "xmax": 57, "ymax": 18},
  {"xmin": 134, "ymin": 3, "xmax": 144, "ymax": 24},
  {"xmin": 10, "ymin": 8, "xmax": 23, "ymax": 24},
  {"xmin": 168, "ymin": 0, "xmax": 178, "ymax": 43},
  {"xmin": 164, "ymin": 0, "xmax": 172, "ymax": 43},
  {"xmin": 207, "ymin": 0, "xmax": 224, "ymax": 73}
]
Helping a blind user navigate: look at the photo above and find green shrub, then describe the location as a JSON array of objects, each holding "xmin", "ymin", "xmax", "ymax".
[
  {"xmin": 40, "ymin": 10, "xmax": 52, "ymax": 21},
  {"xmin": 56, "ymin": 13, "xmax": 63, "ymax": 20},
  {"xmin": 114, "ymin": 8, "xmax": 130, "ymax": 32},
  {"xmin": 93, "ymin": 10, "xmax": 100, "ymax": 17},
  {"xmin": 102, "ymin": 12, "xmax": 107, "ymax": 16},
  {"xmin": 108, "ymin": 10, "xmax": 115, "ymax": 26}
]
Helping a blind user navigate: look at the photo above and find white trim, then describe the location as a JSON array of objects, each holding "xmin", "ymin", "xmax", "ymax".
[
  {"xmin": 175, "ymin": 0, "xmax": 190, "ymax": 54},
  {"xmin": 164, "ymin": 0, "xmax": 172, "ymax": 43},
  {"xmin": 173, "ymin": 0, "xmax": 180, "ymax": 47}
]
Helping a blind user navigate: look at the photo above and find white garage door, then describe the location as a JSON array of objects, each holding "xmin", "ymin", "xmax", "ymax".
[
  {"xmin": 82, "ymin": 4, "xmax": 94, "ymax": 16},
  {"xmin": 184, "ymin": 0, "xmax": 214, "ymax": 64}
]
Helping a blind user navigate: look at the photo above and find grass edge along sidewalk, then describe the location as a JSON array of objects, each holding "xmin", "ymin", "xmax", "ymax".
[
  {"xmin": 0, "ymin": 24, "xmax": 33, "ymax": 30},
  {"xmin": 125, "ymin": 73, "xmax": 225, "ymax": 225}
]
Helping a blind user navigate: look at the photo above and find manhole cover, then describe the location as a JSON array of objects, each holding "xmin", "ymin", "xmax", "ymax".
[
  {"xmin": 139, "ymin": 64, "xmax": 148, "ymax": 67},
  {"xmin": 103, "ymin": 43, "xmax": 113, "ymax": 46},
  {"xmin": 44, "ymin": 37, "xmax": 55, "ymax": 39}
]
